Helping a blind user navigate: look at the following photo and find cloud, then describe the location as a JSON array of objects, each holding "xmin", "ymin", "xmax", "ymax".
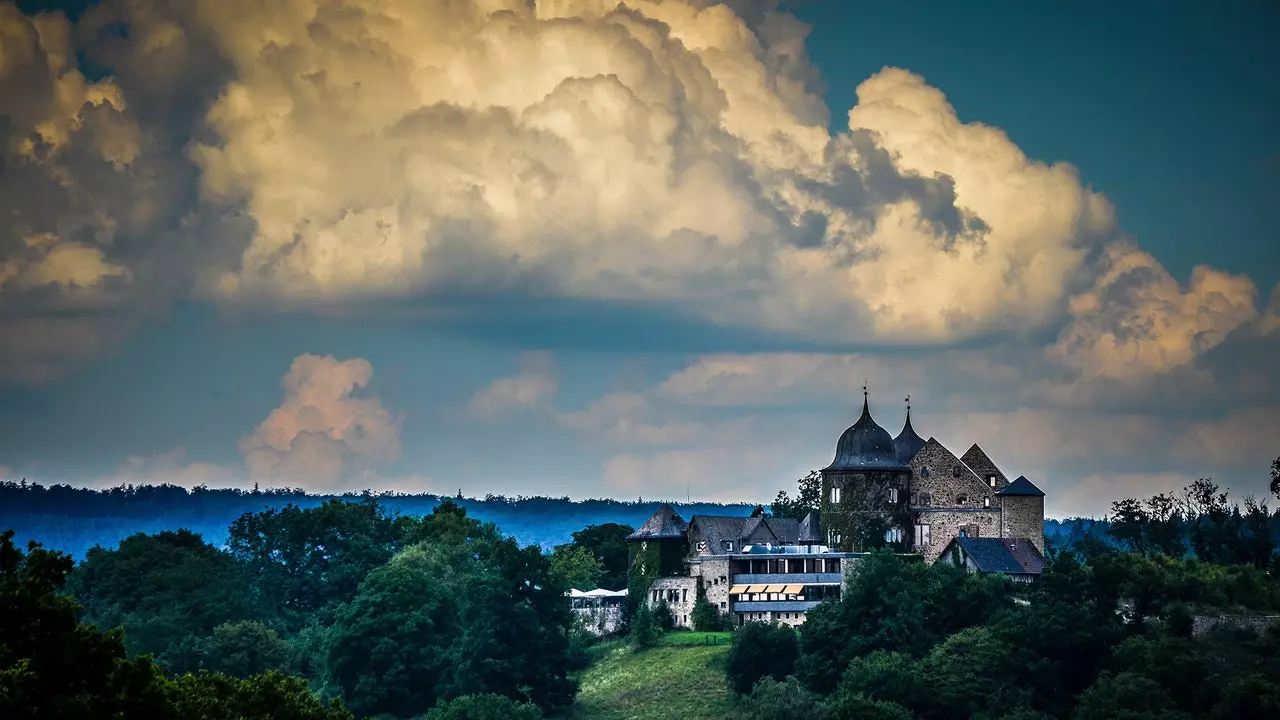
[
  {"xmin": 238, "ymin": 354, "xmax": 402, "ymax": 488},
  {"xmin": 0, "ymin": 0, "xmax": 1268, "ymax": 390},
  {"xmin": 0, "ymin": 2, "xmax": 190, "ymax": 384},
  {"xmin": 465, "ymin": 351, "xmax": 558, "ymax": 419},
  {"xmin": 102, "ymin": 446, "xmax": 241, "ymax": 488}
]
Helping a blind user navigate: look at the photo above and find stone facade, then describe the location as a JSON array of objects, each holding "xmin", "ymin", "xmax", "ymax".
[
  {"xmin": 1000, "ymin": 494, "xmax": 1046, "ymax": 553},
  {"xmin": 820, "ymin": 469, "xmax": 908, "ymax": 550},
  {"xmin": 906, "ymin": 439, "xmax": 997, "ymax": 512},
  {"xmin": 913, "ymin": 508, "xmax": 1002, "ymax": 562},
  {"xmin": 648, "ymin": 576, "xmax": 698, "ymax": 628},
  {"xmin": 696, "ymin": 557, "xmax": 732, "ymax": 614},
  {"xmin": 1191, "ymin": 614, "xmax": 1280, "ymax": 637}
]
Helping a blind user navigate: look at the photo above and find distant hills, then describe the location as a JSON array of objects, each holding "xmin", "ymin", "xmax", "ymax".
[{"xmin": 0, "ymin": 480, "xmax": 1107, "ymax": 558}]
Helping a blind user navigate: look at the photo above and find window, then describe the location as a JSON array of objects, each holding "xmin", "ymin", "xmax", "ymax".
[
  {"xmin": 888, "ymin": 487, "xmax": 899, "ymax": 503},
  {"xmin": 723, "ymin": 540, "xmax": 734, "ymax": 551},
  {"xmin": 952, "ymin": 465, "xmax": 962, "ymax": 478},
  {"xmin": 913, "ymin": 524, "xmax": 931, "ymax": 548},
  {"xmin": 910, "ymin": 492, "xmax": 919, "ymax": 506},
  {"xmin": 720, "ymin": 601, "xmax": 726, "ymax": 609},
  {"xmin": 956, "ymin": 494, "xmax": 968, "ymax": 505},
  {"xmin": 884, "ymin": 527, "xmax": 903, "ymax": 543},
  {"xmin": 988, "ymin": 475, "xmax": 997, "ymax": 487},
  {"xmin": 830, "ymin": 486, "xmax": 842, "ymax": 504},
  {"xmin": 682, "ymin": 589, "xmax": 688, "ymax": 603},
  {"xmin": 919, "ymin": 492, "xmax": 932, "ymax": 506},
  {"xmin": 984, "ymin": 497, "xmax": 991, "ymax": 508}
]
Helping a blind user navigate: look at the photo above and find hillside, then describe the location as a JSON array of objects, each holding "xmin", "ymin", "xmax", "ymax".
[{"xmin": 567, "ymin": 633, "xmax": 737, "ymax": 720}]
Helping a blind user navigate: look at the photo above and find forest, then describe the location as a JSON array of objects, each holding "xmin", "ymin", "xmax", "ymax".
[{"xmin": 3, "ymin": 458, "xmax": 1280, "ymax": 718}]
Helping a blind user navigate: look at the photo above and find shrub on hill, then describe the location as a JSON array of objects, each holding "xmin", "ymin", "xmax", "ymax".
[{"xmin": 726, "ymin": 622, "xmax": 799, "ymax": 696}]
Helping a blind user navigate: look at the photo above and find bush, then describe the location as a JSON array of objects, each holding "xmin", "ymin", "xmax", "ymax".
[
  {"xmin": 421, "ymin": 694, "xmax": 542, "ymax": 720},
  {"xmin": 630, "ymin": 604, "xmax": 661, "ymax": 649},
  {"xmin": 691, "ymin": 594, "xmax": 728, "ymax": 632},
  {"xmin": 654, "ymin": 600, "xmax": 675, "ymax": 631},
  {"xmin": 742, "ymin": 677, "xmax": 828, "ymax": 720},
  {"xmin": 726, "ymin": 622, "xmax": 799, "ymax": 696}
]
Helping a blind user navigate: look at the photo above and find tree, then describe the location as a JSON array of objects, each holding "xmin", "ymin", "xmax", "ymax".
[
  {"xmin": 548, "ymin": 545, "xmax": 602, "ymax": 591},
  {"xmin": 200, "ymin": 621, "xmax": 288, "ymax": 679},
  {"xmin": 743, "ymin": 677, "xmax": 829, "ymax": 720},
  {"xmin": 168, "ymin": 671, "xmax": 353, "ymax": 720},
  {"xmin": 691, "ymin": 593, "xmax": 727, "ymax": 631},
  {"xmin": 66, "ymin": 529, "xmax": 257, "ymax": 670},
  {"xmin": 327, "ymin": 536, "xmax": 574, "ymax": 718},
  {"xmin": 726, "ymin": 623, "xmax": 799, "ymax": 696},
  {"xmin": 568, "ymin": 523, "xmax": 635, "ymax": 590},
  {"xmin": 1270, "ymin": 456, "xmax": 1280, "ymax": 502},
  {"xmin": 630, "ymin": 604, "xmax": 661, "ymax": 649},
  {"xmin": 227, "ymin": 498, "xmax": 398, "ymax": 622},
  {"xmin": 1074, "ymin": 672, "xmax": 1190, "ymax": 720},
  {"xmin": 1109, "ymin": 498, "xmax": 1152, "ymax": 554},
  {"xmin": 421, "ymin": 694, "xmax": 542, "ymax": 720},
  {"xmin": 772, "ymin": 471, "xmax": 821, "ymax": 520},
  {"xmin": 1, "ymin": 530, "xmax": 349, "ymax": 720}
]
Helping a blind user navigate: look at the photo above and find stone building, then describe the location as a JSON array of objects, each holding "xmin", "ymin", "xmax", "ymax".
[
  {"xmin": 822, "ymin": 390, "xmax": 1045, "ymax": 564},
  {"xmin": 627, "ymin": 507, "xmax": 861, "ymax": 628},
  {"xmin": 627, "ymin": 390, "xmax": 1048, "ymax": 627}
]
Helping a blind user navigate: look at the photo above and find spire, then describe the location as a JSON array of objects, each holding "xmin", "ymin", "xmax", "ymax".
[
  {"xmin": 893, "ymin": 393, "xmax": 926, "ymax": 464},
  {"xmin": 861, "ymin": 379, "xmax": 870, "ymax": 417}
]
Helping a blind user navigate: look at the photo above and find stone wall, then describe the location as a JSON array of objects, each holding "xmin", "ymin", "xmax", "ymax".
[
  {"xmin": 697, "ymin": 557, "xmax": 732, "ymax": 613},
  {"xmin": 820, "ymin": 469, "xmax": 908, "ymax": 550},
  {"xmin": 1001, "ymin": 494, "xmax": 1045, "ymax": 553},
  {"xmin": 648, "ymin": 576, "xmax": 698, "ymax": 628},
  {"xmin": 573, "ymin": 603, "xmax": 625, "ymax": 636},
  {"xmin": 1192, "ymin": 614, "xmax": 1280, "ymax": 637},
  {"xmin": 913, "ymin": 509, "xmax": 1002, "ymax": 563},
  {"xmin": 907, "ymin": 439, "xmax": 996, "ymax": 511}
]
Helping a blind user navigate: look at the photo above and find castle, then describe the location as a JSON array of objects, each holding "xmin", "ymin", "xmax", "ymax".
[{"xmin": 627, "ymin": 392, "xmax": 1046, "ymax": 628}]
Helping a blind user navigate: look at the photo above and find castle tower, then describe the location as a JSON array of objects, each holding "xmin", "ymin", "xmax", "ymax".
[
  {"xmin": 820, "ymin": 387, "xmax": 910, "ymax": 551},
  {"xmin": 997, "ymin": 476, "xmax": 1046, "ymax": 553}
]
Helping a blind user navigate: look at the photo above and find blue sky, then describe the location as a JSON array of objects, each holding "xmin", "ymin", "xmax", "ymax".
[{"xmin": 1, "ymin": 0, "xmax": 1277, "ymax": 517}]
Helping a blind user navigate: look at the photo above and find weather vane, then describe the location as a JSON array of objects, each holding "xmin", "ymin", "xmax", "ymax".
[
  {"xmin": 863, "ymin": 379, "xmax": 868, "ymax": 398},
  {"xmin": 905, "ymin": 394, "xmax": 911, "ymax": 411}
]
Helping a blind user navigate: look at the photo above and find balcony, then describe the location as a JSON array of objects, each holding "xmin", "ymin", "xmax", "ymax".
[
  {"xmin": 733, "ymin": 600, "xmax": 823, "ymax": 613},
  {"xmin": 731, "ymin": 572, "xmax": 843, "ymax": 585}
]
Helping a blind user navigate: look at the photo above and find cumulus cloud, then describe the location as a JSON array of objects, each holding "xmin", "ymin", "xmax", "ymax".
[
  {"xmin": 466, "ymin": 351, "xmax": 558, "ymax": 419},
  {"xmin": 0, "ymin": 1, "xmax": 190, "ymax": 384},
  {"xmin": 0, "ymin": 0, "xmax": 1267, "ymax": 387},
  {"xmin": 238, "ymin": 354, "xmax": 401, "ymax": 488}
]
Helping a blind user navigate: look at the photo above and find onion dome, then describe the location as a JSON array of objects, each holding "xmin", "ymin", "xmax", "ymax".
[
  {"xmin": 824, "ymin": 392, "xmax": 907, "ymax": 472},
  {"xmin": 894, "ymin": 400, "xmax": 926, "ymax": 464}
]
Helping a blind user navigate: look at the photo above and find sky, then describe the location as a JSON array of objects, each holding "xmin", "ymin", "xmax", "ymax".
[{"xmin": 1, "ymin": 0, "xmax": 1277, "ymax": 518}]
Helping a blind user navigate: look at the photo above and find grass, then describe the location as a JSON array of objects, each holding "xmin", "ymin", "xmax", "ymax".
[{"xmin": 563, "ymin": 632, "xmax": 739, "ymax": 720}]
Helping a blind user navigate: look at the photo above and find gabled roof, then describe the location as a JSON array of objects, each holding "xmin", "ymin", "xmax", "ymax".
[
  {"xmin": 798, "ymin": 511, "xmax": 822, "ymax": 543},
  {"xmin": 687, "ymin": 514, "xmax": 805, "ymax": 554},
  {"xmin": 960, "ymin": 443, "xmax": 1007, "ymax": 483},
  {"xmin": 948, "ymin": 537, "xmax": 1045, "ymax": 575},
  {"xmin": 997, "ymin": 476, "xmax": 1045, "ymax": 497},
  {"xmin": 626, "ymin": 504, "xmax": 687, "ymax": 541}
]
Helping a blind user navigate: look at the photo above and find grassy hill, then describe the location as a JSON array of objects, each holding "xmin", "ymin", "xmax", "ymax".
[{"xmin": 565, "ymin": 633, "xmax": 738, "ymax": 720}]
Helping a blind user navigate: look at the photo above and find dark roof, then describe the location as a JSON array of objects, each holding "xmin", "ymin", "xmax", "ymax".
[
  {"xmin": 687, "ymin": 515, "xmax": 806, "ymax": 554},
  {"xmin": 824, "ymin": 395, "xmax": 907, "ymax": 473},
  {"xmin": 949, "ymin": 537, "xmax": 1045, "ymax": 575},
  {"xmin": 798, "ymin": 511, "xmax": 822, "ymax": 543},
  {"xmin": 893, "ymin": 406, "xmax": 927, "ymax": 464},
  {"xmin": 997, "ymin": 476, "xmax": 1045, "ymax": 497},
  {"xmin": 626, "ymin": 504, "xmax": 687, "ymax": 541}
]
